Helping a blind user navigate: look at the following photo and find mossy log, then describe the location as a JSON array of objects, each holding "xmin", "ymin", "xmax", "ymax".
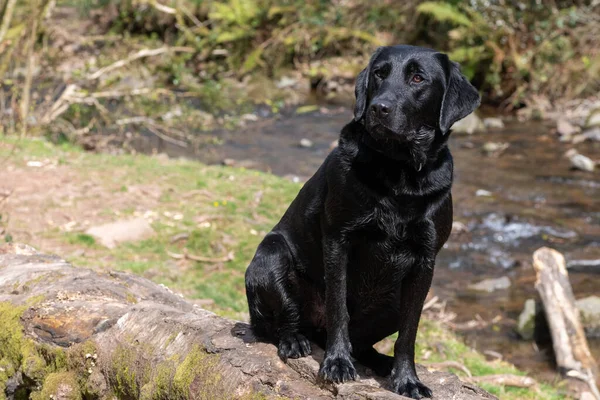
[{"xmin": 0, "ymin": 243, "xmax": 495, "ymax": 400}]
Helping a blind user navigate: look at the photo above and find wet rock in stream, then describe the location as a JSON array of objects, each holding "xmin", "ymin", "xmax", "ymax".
[
  {"xmin": 452, "ymin": 213, "xmax": 578, "ymax": 270},
  {"xmin": 483, "ymin": 117, "xmax": 505, "ymax": 129},
  {"xmin": 451, "ymin": 113, "xmax": 485, "ymax": 134},
  {"xmin": 585, "ymin": 108, "xmax": 600, "ymax": 128},
  {"xmin": 577, "ymin": 296, "xmax": 600, "ymax": 338},
  {"xmin": 516, "ymin": 299, "xmax": 537, "ymax": 340},
  {"xmin": 572, "ymin": 126, "xmax": 600, "ymax": 144},
  {"xmin": 299, "ymin": 138, "xmax": 314, "ymax": 148},
  {"xmin": 556, "ymin": 118, "xmax": 580, "ymax": 139},
  {"xmin": 516, "ymin": 296, "xmax": 600, "ymax": 340},
  {"xmin": 480, "ymin": 213, "xmax": 577, "ymax": 242},
  {"xmin": 468, "ymin": 276, "xmax": 511, "ymax": 293},
  {"xmin": 482, "ymin": 142, "xmax": 509, "ymax": 156},
  {"xmin": 565, "ymin": 149, "xmax": 595, "ymax": 172}
]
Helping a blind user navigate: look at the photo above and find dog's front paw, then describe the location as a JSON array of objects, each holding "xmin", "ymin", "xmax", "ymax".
[
  {"xmin": 390, "ymin": 369, "xmax": 432, "ymax": 399},
  {"xmin": 319, "ymin": 354, "xmax": 357, "ymax": 383},
  {"xmin": 277, "ymin": 333, "xmax": 311, "ymax": 361}
]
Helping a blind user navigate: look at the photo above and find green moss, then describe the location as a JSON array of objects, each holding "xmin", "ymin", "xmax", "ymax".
[
  {"xmin": 65, "ymin": 340, "xmax": 99, "ymax": 395},
  {"xmin": 25, "ymin": 294, "xmax": 46, "ymax": 306},
  {"xmin": 125, "ymin": 346, "xmax": 230, "ymax": 400},
  {"xmin": 164, "ymin": 332, "xmax": 179, "ymax": 348},
  {"xmin": 146, "ymin": 360, "xmax": 175, "ymax": 399},
  {"xmin": 0, "ymin": 302, "xmax": 79, "ymax": 397},
  {"xmin": 172, "ymin": 345, "xmax": 220, "ymax": 398},
  {"xmin": 112, "ymin": 344, "xmax": 143, "ymax": 398},
  {"xmin": 0, "ymin": 302, "xmax": 48, "ymax": 386},
  {"xmin": 0, "ymin": 303, "xmax": 28, "ymax": 368},
  {"xmin": 32, "ymin": 372, "xmax": 82, "ymax": 400},
  {"xmin": 126, "ymin": 292, "xmax": 138, "ymax": 304}
]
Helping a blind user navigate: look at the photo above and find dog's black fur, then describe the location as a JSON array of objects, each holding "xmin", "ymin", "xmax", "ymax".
[{"xmin": 245, "ymin": 45, "xmax": 480, "ymax": 399}]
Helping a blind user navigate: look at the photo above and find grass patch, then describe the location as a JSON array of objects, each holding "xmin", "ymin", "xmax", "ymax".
[
  {"xmin": 414, "ymin": 319, "xmax": 566, "ymax": 400},
  {"xmin": 66, "ymin": 233, "xmax": 97, "ymax": 247}
]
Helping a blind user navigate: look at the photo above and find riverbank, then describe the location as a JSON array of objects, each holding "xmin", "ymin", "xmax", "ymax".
[{"xmin": 0, "ymin": 135, "xmax": 575, "ymax": 399}]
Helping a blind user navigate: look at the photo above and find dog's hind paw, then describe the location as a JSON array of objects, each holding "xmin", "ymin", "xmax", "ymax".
[
  {"xmin": 318, "ymin": 354, "xmax": 357, "ymax": 383},
  {"xmin": 390, "ymin": 373, "xmax": 432, "ymax": 399},
  {"xmin": 277, "ymin": 333, "xmax": 311, "ymax": 361}
]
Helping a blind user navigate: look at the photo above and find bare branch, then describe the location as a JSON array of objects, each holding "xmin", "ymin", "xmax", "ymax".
[{"xmin": 87, "ymin": 47, "xmax": 195, "ymax": 80}]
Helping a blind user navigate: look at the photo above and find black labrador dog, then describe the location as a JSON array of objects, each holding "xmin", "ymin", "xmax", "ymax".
[{"xmin": 245, "ymin": 45, "xmax": 480, "ymax": 399}]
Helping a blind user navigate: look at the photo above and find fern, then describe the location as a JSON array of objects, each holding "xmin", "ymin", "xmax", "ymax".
[
  {"xmin": 416, "ymin": 2, "xmax": 472, "ymax": 27},
  {"xmin": 210, "ymin": 0, "xmax": 259, "ymax": 26}
]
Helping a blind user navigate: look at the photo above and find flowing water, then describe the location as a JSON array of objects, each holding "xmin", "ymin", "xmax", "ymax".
[{"xmin": 132, "ymin": 106, "xmax": 600, "ymax": 380}]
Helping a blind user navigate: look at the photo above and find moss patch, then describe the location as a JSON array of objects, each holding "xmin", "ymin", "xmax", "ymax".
[
  {"xmin": 111, "ymin": 343, "xmax": 146, "ymax": 399},
  {"xmin": 0, "ymin": 302, "xmax": 47, "ymax": 390},
  {"xmin": 31, "ymin": 372, "xmax": 82, "ymax": 400},
  {"xmin": 173, "ymin": 345, "xmax": 222, "ymax": 399},
  {"xmin": 0, "ymin": 303, "xmax": 91, "ymax": 400},
  {"xmin": 111, "ymin": 344, "xmax": 228, "ymax": 400}
]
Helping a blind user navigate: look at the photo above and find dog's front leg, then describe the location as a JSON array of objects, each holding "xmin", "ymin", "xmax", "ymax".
[
  {"xmin": 318, "ymin": 235, "xmax": 357, "ymax": 383},
  {"xmin": 390, "ymin": 262, "xmax": 434, "ymax": 399}
]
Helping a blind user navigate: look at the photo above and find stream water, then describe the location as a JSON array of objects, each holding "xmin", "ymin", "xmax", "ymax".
[{"xmin": 132, "ymin": 106, "xmax": 600, "ymax": 381}]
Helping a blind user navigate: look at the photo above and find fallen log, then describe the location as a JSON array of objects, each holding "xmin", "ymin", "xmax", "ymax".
[
  {"xmin": 532, "ymin": 247, "xmax": 599, "ymax": 393},
  {"xmin": 0, "ymin": 243, "xmax": 495, "ymax": 400}
]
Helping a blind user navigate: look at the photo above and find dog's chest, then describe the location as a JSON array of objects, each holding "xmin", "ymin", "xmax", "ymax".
[{"xmin": 351, "ymin": 199, "xmax": 435, "ymax": 270}]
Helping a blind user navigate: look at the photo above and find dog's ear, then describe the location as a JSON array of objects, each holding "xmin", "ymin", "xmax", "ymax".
[
  {"xmin": 438, "ymin": 54, "xmax": 480, "ymax": 134},
  {"xmin": 354, "ymin": 47, "xmax": 384, "ymax": 122}
]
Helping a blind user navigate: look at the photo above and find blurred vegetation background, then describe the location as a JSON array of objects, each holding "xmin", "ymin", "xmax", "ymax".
[{"xmin": 0, "ymin": 0, "xmax": 599, "ymax": 144}]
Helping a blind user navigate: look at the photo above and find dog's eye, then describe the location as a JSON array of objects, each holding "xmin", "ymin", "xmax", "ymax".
[
  {"xmin": 412, "ymin": 74, "xmax": 424, "ymax": 83},
  {"xmin": 374, "ymin": 70, "xmax": 385, "ymax": 80}
]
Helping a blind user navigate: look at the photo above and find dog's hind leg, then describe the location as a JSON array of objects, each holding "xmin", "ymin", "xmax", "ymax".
[{"xmin": 245, "ymin": 233, "xmax": 311, "ymax": 361}]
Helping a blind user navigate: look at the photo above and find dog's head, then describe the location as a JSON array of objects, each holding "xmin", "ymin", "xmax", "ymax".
[{"xmin": 354, "ymin": 45, "xmax": 480, "ymax": 168}]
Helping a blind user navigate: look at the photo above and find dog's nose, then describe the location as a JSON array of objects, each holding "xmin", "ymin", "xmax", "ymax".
[{"xmin": 371, "ymin": 102, "xmax": 390, "ymax": 118}]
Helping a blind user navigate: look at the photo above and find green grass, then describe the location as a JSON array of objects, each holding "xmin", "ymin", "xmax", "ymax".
[
  {"xmin": 65, "ymin": 233, "xmax": 97, "ymax": 247},
  {"xmin": 0, "ymin": 136, "xmax": 571, "ymax": 399},
  {"xmin": 1, "ymin": 135, "xmax": 299, "ymax": 318},
  {"xmin": 414, "ymin": 319, "xmax": 566, "ymax": 400}
]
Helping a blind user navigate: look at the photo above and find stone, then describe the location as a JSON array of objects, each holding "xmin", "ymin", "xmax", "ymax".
[
  {"xmin": 572, "ymin": 126, "xmax": 600, "ymax": 144},
  {"xmin": 86, "ymin": 218, "xmax": 154, "ymax": 249},
  {"xmin": 468, "ymin": 276, "xmax": 511, "ymax": 293},
  {"xmin": 451, "ymin": 221, "xmax": 469, "ymax": 235},
  {"xmin": 565, "ymin": 149, "xmax": 595, "ymax": 172},
  {"xmin": 516, "ymin": 299, "xmax": 536, "ymax": 340},
  {"xmin": 483, "ymin": 117, "xmax": 504, "ymax": 129},
  {"xmin": 451, "ymin": 113, "xmax": 485, "ymax": 134},
  {"xmin": 556, "ymin": 118, "xmax": 579, "ymax": 137},
  {"xmin": 476, "ymin": 189, "xmax": 493, "ymax": 197},
  {"xmin": 585, "ymin": 108, "xmax": 600, "ymax": 128},
  {"xmin": 482, "ymin": 142, "xmax": 509, "ymax": 156},
  {"xmin": 299, "ymin": 138, "xmax": 313, "ymax": 148},
  {"xmin": 276, "ymin": 76, "xmax": 299, "ymax": 89},
  {"xmin": 161, "ymin": 106, "xmax": 182, "ymax": 121},
  {"xmin": 576, "ymin": 296, "xmax": 600, "ymax": 338}
]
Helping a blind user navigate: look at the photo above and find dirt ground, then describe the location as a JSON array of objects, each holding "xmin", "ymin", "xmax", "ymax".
[{"xmin": 1, "ymin": 145, "xmax": 164, "ymax": 261}]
